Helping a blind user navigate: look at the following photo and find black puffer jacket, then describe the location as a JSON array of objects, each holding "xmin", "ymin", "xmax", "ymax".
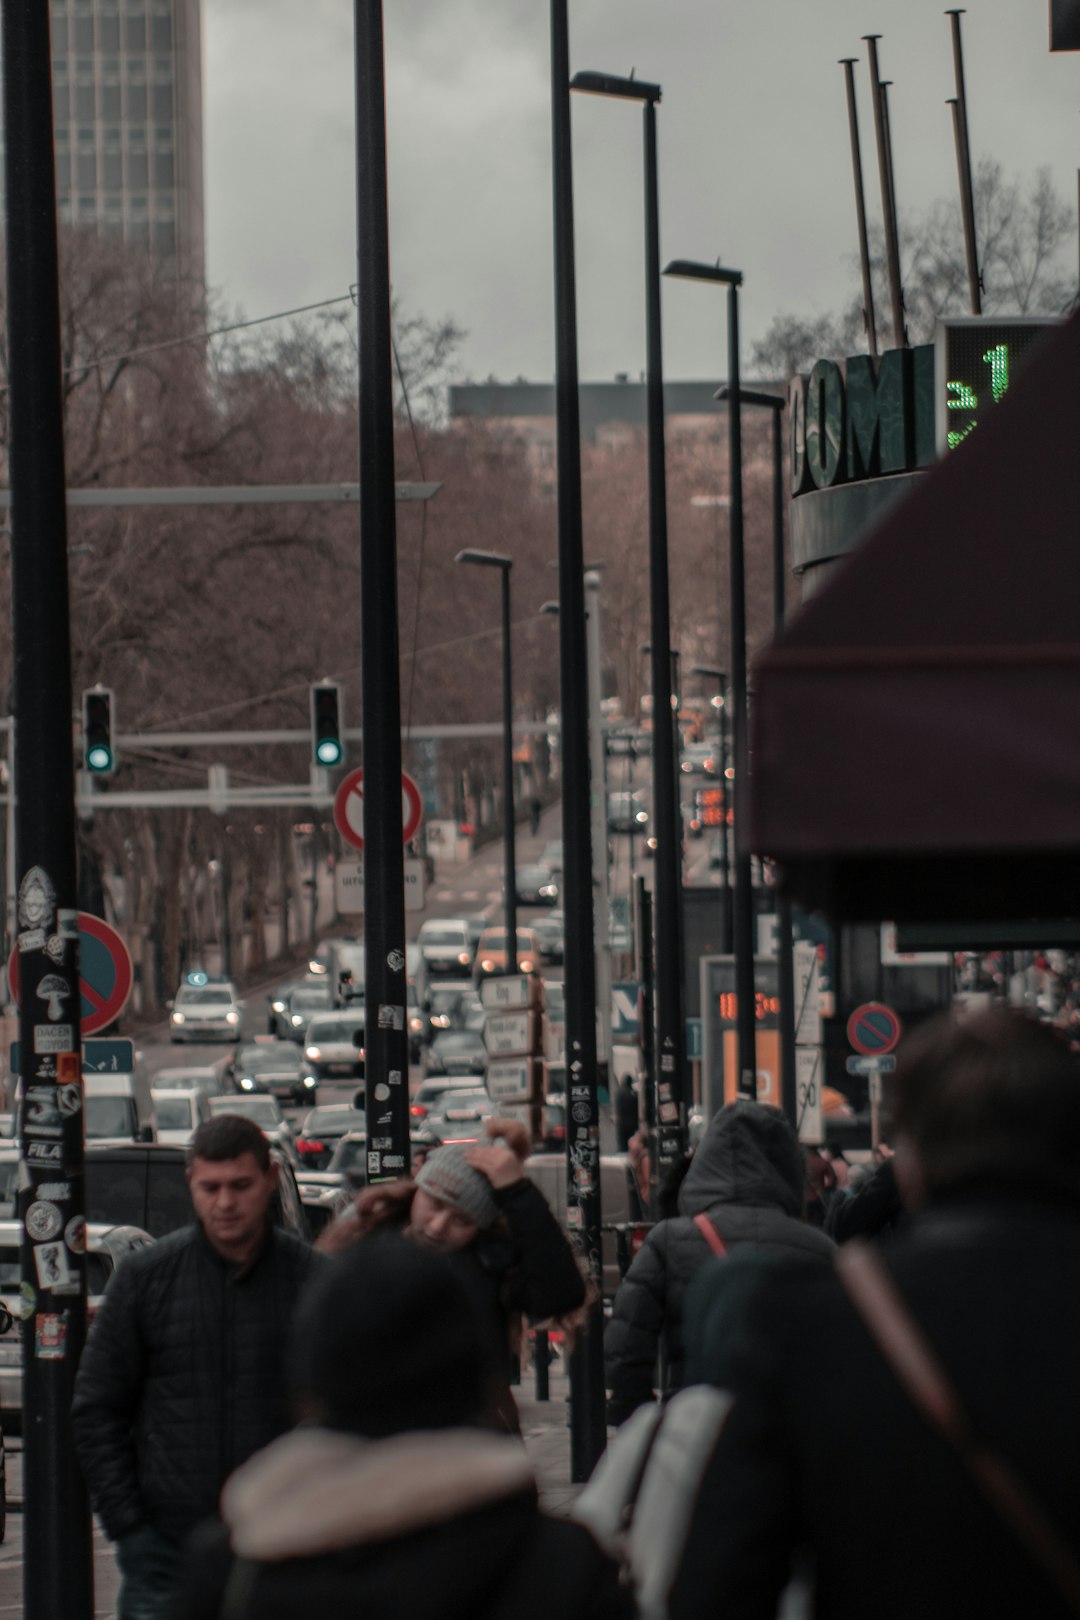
[
  {"xmin": 72, "ymin": 1223, "xmax": 319, "ymax": 1545},
  {"xmin": 604, "ymin": 1100, "xmax": 833, "ymax": 1422}
]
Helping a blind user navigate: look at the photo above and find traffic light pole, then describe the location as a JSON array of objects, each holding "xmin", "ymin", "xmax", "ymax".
[
  {"xmin": 353, "ymin": 0, "xmax": 411, "ymax": 1180},
  {"xmin": 2, "ymin": 5, "xmax": 93, "ymax": 1616}
]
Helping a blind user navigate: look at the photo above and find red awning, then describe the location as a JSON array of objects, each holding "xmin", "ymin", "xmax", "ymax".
[{"xmin": 750, "ymin": 310, "xmax": 1080, "ymax": 927}]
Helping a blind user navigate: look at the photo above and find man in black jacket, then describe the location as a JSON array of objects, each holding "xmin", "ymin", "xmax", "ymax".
[
  {"xmin": 670, "ymin": 1009, "xmax": 1080, "ymax": 1620},
  {"xmin": 72, "ymin": 1114, "xmax": 319, "ymax": 1620}
]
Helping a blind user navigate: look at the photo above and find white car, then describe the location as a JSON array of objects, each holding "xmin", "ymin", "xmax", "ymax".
[
  {"xmin": 169, "ymin": 982, "xmax": 243, "ymax": 1043},
  {"xmin": 150, "ymin": 1088, "xmax": 212, "ymax": 1145},
  {"xmin": 416, "ymin": 919, "xmax": 474, "ymax": 979}
]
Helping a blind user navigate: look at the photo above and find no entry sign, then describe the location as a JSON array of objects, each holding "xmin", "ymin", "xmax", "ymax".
[
  {"xmin": 847, "ymin": 1001, "xmax": 902, "ymax": 1057},
  {"xmin": 333, "ymin": 767, "xmax": 423, "ymax": 852},
  {"xmin": 8, "ymin": 912, "xmax": 134, "ymax": 1036}
]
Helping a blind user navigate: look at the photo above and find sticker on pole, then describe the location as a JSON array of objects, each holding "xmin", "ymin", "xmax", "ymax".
[
  {"xmin": 8, "ymin": 913, "xmax": 134, "ymax": 1036},
  {"xmin": 333, "ymin": 768, "xmax": 423, "ymax": 851},
  {"xmin": 846, "ymin": 1001, "xmax": 902, "ymax": 1057}
]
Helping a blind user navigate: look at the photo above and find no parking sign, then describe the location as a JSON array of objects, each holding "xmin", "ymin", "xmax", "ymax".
[{"xmin": 8, "ymin": 912, "xmax": 133, "ymax": 1035}]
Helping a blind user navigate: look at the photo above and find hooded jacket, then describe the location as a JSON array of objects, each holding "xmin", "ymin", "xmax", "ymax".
[
  {"xmin": 173, "ymin": 1427, "xmax": 631, "ymax": 1620},
  {"xmin": 604, "ymin": 1100, "xmax": 833, "ymax": 1423}
]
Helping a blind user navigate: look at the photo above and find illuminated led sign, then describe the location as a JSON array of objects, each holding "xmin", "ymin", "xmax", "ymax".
[{"xmin": 934, "ymin": 317, "xmax": 1058, "ymax": 455}]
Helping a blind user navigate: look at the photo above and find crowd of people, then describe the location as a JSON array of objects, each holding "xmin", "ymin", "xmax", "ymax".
[{"xmin": 67, "ymin": 1005, "xmax": 1080, "ymax": 1619}]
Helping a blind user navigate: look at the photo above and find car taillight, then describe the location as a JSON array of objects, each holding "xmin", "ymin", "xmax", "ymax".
[
  {"xmin": 410, "ymin": 1104, "xmax": 427, "ymax": 1118},
  {"xmin": 630, "ymin": 1228, "xmax": 647, "ymax": 1256},
  {"xmin": 549, "ymin": 1124, "xmax": 566, "ymax": 1142},
  {"xmin": 297, "ymin": 1138, "xmax": 325, "ymax": 1154}
]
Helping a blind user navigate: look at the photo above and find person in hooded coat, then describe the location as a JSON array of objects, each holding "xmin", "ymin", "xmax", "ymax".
[
  {"xmin": 174, "ymin": 1236, "xmax": 630, "ymax": 1620},
  {"xmin": 604, "ymin": 1098, "xmax": 833, "ymax": 1425}
]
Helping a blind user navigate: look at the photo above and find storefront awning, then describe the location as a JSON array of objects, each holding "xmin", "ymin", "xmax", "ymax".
[{"xmin": 750, "ymin": 310, "xmax": 1080, "ymax": 929}]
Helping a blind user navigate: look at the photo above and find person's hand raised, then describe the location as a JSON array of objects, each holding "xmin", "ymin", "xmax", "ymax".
[{"xmin": 465, "ymin": 1140, "xmax": 525, "ymax": 1190}]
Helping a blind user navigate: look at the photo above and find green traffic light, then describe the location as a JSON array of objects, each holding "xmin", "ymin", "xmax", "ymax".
[
  {"xmin": 316, "ymin": 737, "xmax": 343, "ymax": 767},
  {"xmin": 86, "ymin": 743, "xmax": 113, "ymax": 773}
]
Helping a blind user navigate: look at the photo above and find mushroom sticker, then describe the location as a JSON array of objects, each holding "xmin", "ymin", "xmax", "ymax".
[{"xmin": 37, "ymin": 975, "xmax": 70, "ymax": 1021}]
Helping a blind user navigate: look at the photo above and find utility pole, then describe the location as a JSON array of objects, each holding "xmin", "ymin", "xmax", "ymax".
[{"xmin": 585, "ymin": 571, "xmax": 611, "ymax": 1099}]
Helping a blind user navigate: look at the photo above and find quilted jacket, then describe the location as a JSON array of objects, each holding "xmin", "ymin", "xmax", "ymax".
[
  {"xmin": 72, "ymin": 1222, "xmax": 319, "ymax": 1544},
  {"xmin": 604, "ymin": 1100, "xmax": 833, "ymax": 1422}
]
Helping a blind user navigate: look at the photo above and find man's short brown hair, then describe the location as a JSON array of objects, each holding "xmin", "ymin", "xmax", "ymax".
[
  {"xmin": 187, "ymin": 1115, "xmax": 271, "ymax": 1171},
  {"xmin": 891, "ymin": 1007, "xmax": 1080, "ymax": 1203}
]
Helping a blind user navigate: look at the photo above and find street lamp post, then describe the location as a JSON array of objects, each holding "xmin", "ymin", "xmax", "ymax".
[
  {"xmin": 715, "ymin": 386, "xmax": 798, "ymax": 1130},
  {"xmin": 572, "ymin": 68, "xmax": 688, "ymax": 1173},
  {"xmin": 458, "ymin": 551, "xmax": 517, "ymax": 971},
  {"xmin": 549, "ymin": 0, "xmax": 605, "ymax": 1480},
  {"xmin": 664, "ymin": 260, "xmax": 757, "ymax": 1101}
]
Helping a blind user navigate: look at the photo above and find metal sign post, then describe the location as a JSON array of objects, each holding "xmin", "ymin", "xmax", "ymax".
[{"xmin": 2, "ymin": 4, "xmax": 93, "ymax": 1613}]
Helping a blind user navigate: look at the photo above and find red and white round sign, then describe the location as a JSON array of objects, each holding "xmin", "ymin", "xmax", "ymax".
[{"xmin": 333, "ymin": 768, "xmax": 423, "ymax": 852}]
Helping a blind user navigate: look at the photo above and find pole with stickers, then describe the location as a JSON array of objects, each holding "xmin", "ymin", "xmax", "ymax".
[{"xmin": 2, "ymin": 5, "xmax": 93, "ymax": 1616}]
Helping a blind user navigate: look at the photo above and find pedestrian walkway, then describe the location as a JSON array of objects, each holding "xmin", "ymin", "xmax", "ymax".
[{"xmin": 516, "ymin": 1359, "xmax": 581, "ymax": 1515}]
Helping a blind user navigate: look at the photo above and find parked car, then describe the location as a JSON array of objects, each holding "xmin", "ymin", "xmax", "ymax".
[
  {"xmin": 168, "ymin": 980, "xmax": 243, "ymax": 1044},
  {"xmin": 294, "ymin": 1104, "xmax": 368, "ymax": 1169},
  {"xmin": 531, "ymin": 912, "xmax": 565, "ymax": 966},
  {"xmin": 150, "ymin": 1087, "xmax": 212, "ymax": 1145},
  {"xmin": 0, "ymin": 1220, "xmax": 155, "ymax": 1435},
  {"xmin": 423, "ymin": 1029, "xmax": 488, "ymax": 1078},
  {"xmin": 303, "ymin": 1013, "xmax": 366, "ymax": 1083},
  {"xmin": 607, "ymin": 791, "xmax": 650, "ymax": 835},
  {"xmin": 268, "ymin": 978, "xmax": 334, "ymax": 1041},
  {"xmin": 515, "ymin": 864, "xmax": 559, "ymax": 907},
  {"xmin": 83, "ymin": 1142, "xmax": 308, "ymax": 1242},
  {"xmin": 228, "ymin": 1040, "xmax": 315, "ymax": 1106},
  {"xmin": 473, "ymin": 926, "xmax": 542, "ymax": 984},
  {"xmin": 425, "ymin": 983, "xmax": 472, "ymax": 1031},
  {"xmin": 207, "ymin": 1094, "xmax": 297, "ymax": 1162}
]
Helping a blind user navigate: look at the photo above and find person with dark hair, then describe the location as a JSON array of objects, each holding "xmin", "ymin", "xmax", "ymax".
[
  {"xmin": 670, "ymin": 1009, "xmax": 1080, "ymax": 1620},
  {"xmin": 174, "ymin": 1236, "xmax": 629, "ymax": 1620},
  {"xmin": 604, "ymin": 1099, "xmax": 833, "ymax": 1424},
  {"xmin": 318, "ymin": 1117, "xmax": 587, "ymax": 1429},
  {"xmin": 72, "ymin": 1113, "xmax": 319, "ymax": 1620}
]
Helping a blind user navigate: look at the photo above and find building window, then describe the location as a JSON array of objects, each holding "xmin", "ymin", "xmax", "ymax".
[
  {"xmin": 53, "ymin": 83, "xmax": 69, "ymax": 121},
  {"xmin": 77, "ymin": 194, "xmax": 97, "ymax": 220},
  {"xmin": 77, "ymin": 126, "xmax": 95, "ymax": 145},
  {"xmin": 126, "ymin": 124, "xmax": 146, "ymax": 146},
  {"xmin": 75, "ymin": 82, "xmax": 96, "ymax": 122},
  {"xmin": 100, "ymin": 14, "xmax": 120, "ymax": 50},
  {"xmin": 151, "ymin": 81, "xmax": 173, "ymax": 120},
  {"xmin": 152, "ymin": 148, "xmax": 173, "ymax": 188},
  {"xmin": 54, "ymin": 125, "xmax": 70, "ymax": 146},
  {"xmin": 73, "ymin": 13, "xmax": 94, "ymax": 51},
  {"xmin": 56, "ymin": 153, "xmax": 71, "ymax": 191},
  {"xmin": 124, "ymin": 14, "xmax": 145, "ymax": 50},
  {"xmin": 50, "ymin": 14, "xmax": 68, "ymax": 50},
  {"xmin": 150, "ymin": 13, "xmax": 172, "ymax": 49},
  {"xmin": 126, "ymin": 83, "xmax": 147, "ymax": 119},
  {"xmin": 57, "ymin": 198, "xmax": 72, "ymax": 224},
  {"xmin": 152, "ymin": 55, "xmax": 171, "ymax": 80},
  {"xmin": 153, "ymin": 218, "xmax": 175, "ymax": 254},
  {"xmin": 103, "ymin": 151, "xmax": 122, "ymax": 190},
  {"xmin": 126, "ymin": 151, "xmax": 148, "ymax": 188},
  {"xmin": 76, "ymin": 151, "xmax": 97, "ymax": 189},
  {"xmin": 126, "ymin": 53, "xmax": 146, "ymax": 81},
  {"xmin": 101, "ymin": 83, "xmax": 121, "ymax": 121}
]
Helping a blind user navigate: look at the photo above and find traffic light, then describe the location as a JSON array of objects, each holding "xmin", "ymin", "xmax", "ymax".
[
  {"xmin": 82, "ymin": 686, "xmax": 115, "ymax": 775},
  {"xmin": 310, "ymin": 682, "xmax": 343, "ymax": 768}
]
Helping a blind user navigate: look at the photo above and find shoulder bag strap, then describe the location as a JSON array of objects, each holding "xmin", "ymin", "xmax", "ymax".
[
  {"xmin": 693, "ymin": 1212, "xmax": 728, "ymax": 1257},
  {"xmin": 836, "ymin": 1240, "xmax": 1080, "ymax": 1615}
]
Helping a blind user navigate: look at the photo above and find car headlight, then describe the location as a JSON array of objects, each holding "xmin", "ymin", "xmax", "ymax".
[
  {"xmin": 409, "ymin": 1017, "xmax": 424, "ymax": 1035},
  {"xmin": 303, "ymin": 1075, "xmax": 317, "ymax": 1088},
  {"xmin": 458, "ymin": 952, "xmax": 471, "ymax": 966},
  {"xmin": 291, "ymin": 1013, "xmax": 304, "ymax": 1026},
  {"xmin": 481, "ymin": 958, "xmax": 494, "ymax": 972},
  {"xmin": 271, "ymin": 1000, "xmax": 285, "ymax": 1013},
  {"xmin": 306, "ymin": 1046, "xmax": 321, "ymax": 1061},
  {"xmin": 635, "ymin": 810, "xmax": 649, "ymax": 824},
  {"xmin": 240, "ymin": 1077, "xmax": 254, "ymax": 1091},
  {"xmin": 171, "ymin": 1012, "xmax": 184, "ymax": 1025},
  {"xmin": 521, "ymin": 958, "xmax": 535, "ymax": 973},
  {"xmin": 226, "ymin": 1010, "xmax": 240, "ymax": 1024}
]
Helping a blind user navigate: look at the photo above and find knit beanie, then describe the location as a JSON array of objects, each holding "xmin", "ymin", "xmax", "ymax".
[{"xmin": 415, "ymin": 1145, "xmax": 498, "ymax": 1230}]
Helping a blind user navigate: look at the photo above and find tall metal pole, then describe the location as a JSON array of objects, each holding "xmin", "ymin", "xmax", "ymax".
[
  {"xmin": 2, "ymin": 2, "xmax": 93, "ymax": 1613},
  {"xmin": 946, "ymin": 10, "xmax": 982, "ymax": 316},
  {"xmin": 354, "ymin": 0, "xmax": 410, "ymax": 1180},
  {"xmin": 501, "ymin": 565, "xmax": 519, "ymax": 972},
  {"xmin": 726, "ymin": 283, "xmax": 758, "ymax": 1101},
  {"xmin": 863, "ymin": 36, "xmax": 907, "ymax": 349},
  {"xmin": 840, "ymin": 58, "xmax": 879, "ymax": 359},
  {"xmin": 718, "ymin": 683, "xmax": 731, "ymax": 942},
  {"xmin": 642, "ymin": 99, "xmax": 688, "ymax": 1172},
  {"xmin": 769, "ymin": 403, "xmax": 798, "ymax": 1131},
  {"xmin": 584, "ymin": 571, "xmax": 611, "ymax": 1095},
  {"xmin": 550, "ymin": 0, "xmax": 605, "ymax": 1480}
]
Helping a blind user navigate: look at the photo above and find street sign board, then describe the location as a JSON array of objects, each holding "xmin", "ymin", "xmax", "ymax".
[
  {"xmin": 333, "ymin": 767, "xmax": 423, "ymax": 852},
  {"xmin": 795, "ymin": 1046, "xmax": 824, "ymax": 1145},
  {"xmin": 685, "ymin": 1017, "xmax": 703, "ymax": 1062},
  {"xmin": 793, "ymin": 940, "xmax": 822, "ymax": 1047},
  {"xmin": 10, "ymin": 1036, "xmax": 136, "ymax": 1076},
  {"xmin": 545, "ymin": 1020, "xmax": 566, "ymax": 1064},
  {"xmin": 480, "ymin": 975, "xmax": 542, "ymax": 1012},
  {"xmin": 484, "ymin": 1009, "xmax": 536, "ymax": 1058},
  {"xmin": 334, "ymin": 856, "xmax": 425, "ymax": 914},
  {"xmin": 608, "ymin": 895, "xmax": 632, "ymax": 951},
  {"xmin": 847, "ymin": 1002, "xmax": 902, "ymax": 1056},
  {"xmin": 7, "ymin": 912, "xmax": 133, "ymax": 1036},
  {"xmin": 611, "ymin": 983, "xmax": 640, "ymax": 1040},
  {"xmin": 845, "ymin": 1053, "xmax": 898, "ymax": 1076},
  {"xmin": 486, "ymin": 1057, "xmax": 541, "ymax": 1105}
]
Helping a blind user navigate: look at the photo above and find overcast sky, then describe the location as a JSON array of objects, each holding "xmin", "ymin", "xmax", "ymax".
[{"xmin": 203, "ymin": 2, "xmax": 1080, "ymax": 384}]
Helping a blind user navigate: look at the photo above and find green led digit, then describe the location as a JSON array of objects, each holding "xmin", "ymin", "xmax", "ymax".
[
  {"xmin": 983, "ymin": 343, "xmax": 1009, "ymax": 402},
  {"xmin": 946, "ymin": 380, "xmax": 977, "ymax": 411},
  {"xmin": 947, "ymin": 421, "xmax": 977, "ymax": 450}
]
